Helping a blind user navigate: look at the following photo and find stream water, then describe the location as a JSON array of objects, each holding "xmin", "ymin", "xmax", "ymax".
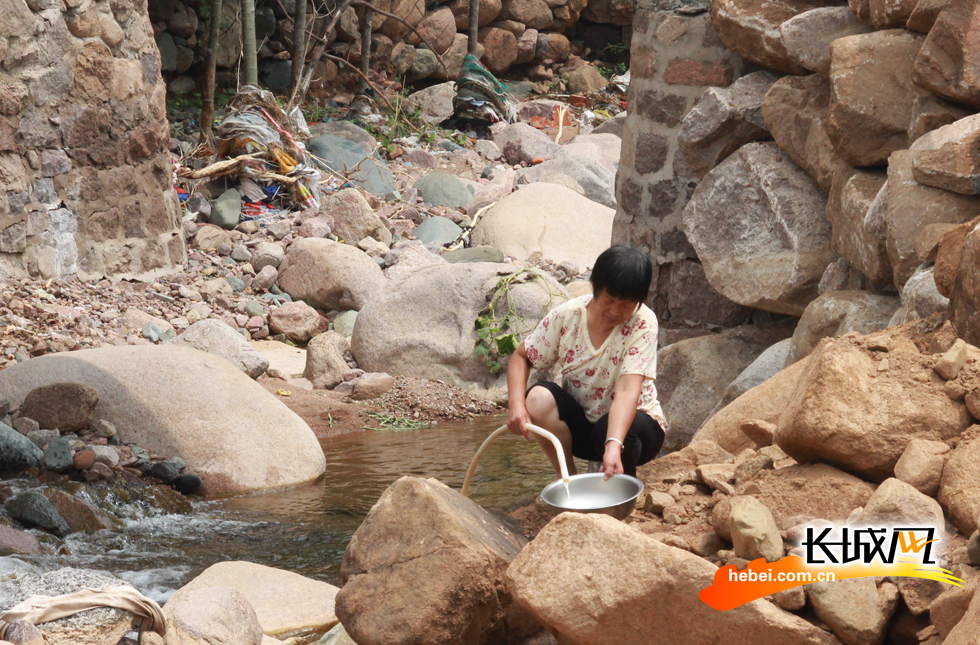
[{"xmin": 1, "ymin": 415, "xmax": 584, "ymax": 604}]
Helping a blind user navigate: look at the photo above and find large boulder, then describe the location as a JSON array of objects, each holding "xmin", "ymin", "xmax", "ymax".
[
  {"xmin": 555, "ymin": 133, "xmax": 622, "ymax": 174},
  {"xmin": 950, "ymin": 221, "xmax": 980, "ymax": 346},
  {"xmin": 515, "ymin": 156, "xmax": 616, "ymax": 209},
  {"xmin": 912, "ymin": 0, "xmax": 980, "ymax": 109},
  {"xmin": 679, "ymin": 71, "xmax": 779, "ymax": 179},
  {"xmin": 709, "ymin": 0, "xmax": 828, "ymax": 74},
  {"xmin": 506, "ymin": 513, "xmax": 840, "ymax": 645},
  {"xmin": 308, "ymin": 135, "xmax": 397, "ymax": 197},
  {"xmin": 936, "ymin": 216, "xmax": 980, "ymax": 299},
  {"xmin": 827, "ymin": 31, "xmax": 927, "ymax": 167},
  {"xmin": 825, "ymin": 167, "xmax": 892, "ymax": 288},
  {"xmin": 938, "ymin": 426, "xmax": 980, "ymax": 535},
  {"xmin": 172, "ymin": 319, "xmax": 270, "ymax": 378},
  {"xmin": 277, "ymin": 238, "xmax": 385, "ymax": 312},
  {"xmin": 807, "ymin": 578, "xmax": 900, "ymax": 645},
  {"xmin": 164, "ymin": 586, "xmax": 263, "ymax": 645},
  {"xmin": 448, "ymin": 0, "xmax": 502, "ymax": 29},
  {"xmin": 707, "ymin": 338, "xmax": 793, "ymax": 420},
  {"xmin": 694, "ymin": 357, "xmax": 812, "ymax": 454},
  {"xmin": 774, "ymin": 336, "xmax": 971, "ymax": 481},
  {"xmin": 404, "ymin": 82, "xmax": 456, "ymax": 125},
  {"xmin": 0, "ymin": 422, "xmax": 43, "ymax": 471},
  {"xmin": 500, "ymin": 0, "xmax": 552, "ymax": 29},
  {"xmin": 479, "ymin": 27, "xmax": 518, "ymax": 76},
  {"xmin": 0, "ymin": 346, "xmax": 326, "ymax": 496},
  {"xmin": 414, "ymin": 7, "xmax": 457, "ymax": 54},
  {"xmin": 894, "ymin": 438, "xmax": 950, "ymax": 497},
  {"xmin": 778, "ymin": 7, "xmax": 872, "ymax": 75},
  {"xmin": 336, "ymin": 477, "xmax": 538, "ymax": 645},
  {"xmin": 666, "ymin": 260, "xmax": 754, "ymax": 328},
  {"xmin": 656, "ymin": 332, "xmax": 769, "ymax": 452},
  {"xmin": 884, "ymin": 149, "xmax": 980, "ymax": 290},
  {"xmin": 943, "ymin": 581, "xmax": 980, "ymax": 645},
  {"xmin": 762, "ymin": 74, "xmax": 848, "ymax": 192},
  {"xmin": 737, "ymin": 463, "xmax": 875, "ymax": 527},
  {"xmin": 785, "ymin": 291, "xmax": 901, "ymax": 364},
  {"xmin": 351, "ymin": 263, "xmax": 566, "ymax": 398},
  {"xmin": 5, "ymin": 569, "xmax": 139, "ymax": 645},
  {"xmin": 470, "ymin": 183, "xmax": 615, "ymax": 271},
  {"xmin": 682, "ymin": 142, "xmax": 835, "ymax": 316},
  {"xmin": 889, "ymin": 264, "xmax": 948, "ymax": 325},
  {"xmin": 167, "ymin": 561, "xmax": 339, "ymax": 637}
]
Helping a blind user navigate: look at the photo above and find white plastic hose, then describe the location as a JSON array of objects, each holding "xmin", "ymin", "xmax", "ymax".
[{"xmin": 461, "ymin": 423, "xmax": 570, "ymax": 497}]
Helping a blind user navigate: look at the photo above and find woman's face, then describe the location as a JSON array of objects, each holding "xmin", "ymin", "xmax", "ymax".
[{"xmin": 593, "ymin": 290, "xmax": 640, "ymax": 327}]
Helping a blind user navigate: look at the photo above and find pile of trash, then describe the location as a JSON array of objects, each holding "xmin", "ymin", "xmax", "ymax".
[{"xmin": 176, "ymin": 87, "xmax": 323, "ymax": 221}]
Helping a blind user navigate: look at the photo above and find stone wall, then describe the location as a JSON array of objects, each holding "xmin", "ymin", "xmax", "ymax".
[
  {"xmin": 1, "ymin": 0, "xmax": 184, "ymax": 281},
  {"xmin": 613, "ymin": 0, "xmax": 750, "ymax": 328}
]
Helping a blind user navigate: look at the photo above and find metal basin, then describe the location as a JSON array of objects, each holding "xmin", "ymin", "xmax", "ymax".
[{"xmin": 540, "ymin": 473, "xmax": 644, "ymax": 521}]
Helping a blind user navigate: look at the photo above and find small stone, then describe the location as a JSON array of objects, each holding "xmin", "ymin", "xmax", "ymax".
[
  {"xmin": 12, "ymin": 416, "xmax": 39, "ymax": 435},
  {"xmin": 92, "ymin": 419, "xmax": 116, "ymax": 438},
  {"xmin": 4, "ymin": 490, "xmax": 71, "ymax": 536},
  {"xmin": 43, "ymin": 437, "xmax": 73, "ymax": 473},
  {"xmin": 773, "ymin": 586, "xmax": 806, "ymax": 611},
  {"xmin": 945, "ymin": 380, "xmax": 967, "ymax": 400},
  {"xmin": 4, "ymin": 620, "xmax": 44, "ymax": 645},
  {"xmin": 73, "ymin": 450, "xmax": 96, "ymax": 470},
  {"xmin": 25, "ymin": 428, "xmax": 60, "ymax": 449},
  {"xmin": 934, "ymin": 339, "xmax": 968, "ymax": 380},
  {"xmin": 231, "ymin": 245, "xmax": 252, "ymax": 262},
  {"xmin": 225, "ymin": 276, "xmax": 246, "ymax": 293},
  {"xmin": 149, "ymin": 460, "xmax": 180, "ymax": 483},
  {"xmin": 245, "ymin": 300, "xmax": 264, "ymax": 317}
]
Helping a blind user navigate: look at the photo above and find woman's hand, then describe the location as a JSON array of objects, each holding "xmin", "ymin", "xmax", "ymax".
[
  {"xmin": 600, "ymin": 442, "xmax": 624, "ymax": 480},
  {"xmin": 508, "ymin": 406, "xmax": 531, "ymax": 440}
]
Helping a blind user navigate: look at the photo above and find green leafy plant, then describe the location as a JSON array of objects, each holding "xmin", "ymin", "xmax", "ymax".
[
  {"xmin": 364, "ymin": 411, "xmax": 428, "ymax": 431},
  {"xmin": 474, "ymin": 269, "xmax": 557, "ymax": 374}
]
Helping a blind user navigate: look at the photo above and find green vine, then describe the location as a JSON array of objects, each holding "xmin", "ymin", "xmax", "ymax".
[
  {"xmin": 474, "ymin": 268, "xmax": 558, "ymax": 374},
  {"xmin": 364, "ymin": 411, "xmax": 428, "ymax": 432}
]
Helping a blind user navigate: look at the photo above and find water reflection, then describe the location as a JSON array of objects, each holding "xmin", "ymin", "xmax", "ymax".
[{"xmin": 7, "ymin": 415, "xmax": 582, "ymax": 597}]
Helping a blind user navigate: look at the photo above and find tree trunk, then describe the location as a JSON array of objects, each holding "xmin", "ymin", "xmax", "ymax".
[
  {"xmin": 359, "ymin": 0, "xmax": 373, "ymax": 91},
  {"xmin": 290, "ymin": 0, "xmax": 307, "ymax": 96},
  {"xmin": 242, "ymin": 0, "xmax": 258, "ymax": 85},
  {"xmin": 467, "ymin": 0, "xmax": 479, "ymax": 56},
  {"xmin": 199, "ymin": 0, "xmax": 225, "ymax": 146}
]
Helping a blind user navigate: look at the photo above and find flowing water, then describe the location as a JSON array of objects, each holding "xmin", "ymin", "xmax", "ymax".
[{"xmin": 1, "ymin": 415, "xmax": 585, "ymax": 603}]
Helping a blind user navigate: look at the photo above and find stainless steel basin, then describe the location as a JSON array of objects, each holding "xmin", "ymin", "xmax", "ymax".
[{"xmin": 540, "ymin": 473, "xmax": 644, "ymax": 521}]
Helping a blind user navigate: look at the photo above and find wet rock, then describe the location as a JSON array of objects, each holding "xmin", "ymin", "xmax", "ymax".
[
  {"xmin": 308, "ymin": 135, "xmax": 398, "ymax": 197},
  {"xmin": 173, "ymin": 473, "xmax": 202, "ymax": 495},
  {"xmin": 506, "ymin": 513, "xmax": 838, "ymax": 645},
  {"xmin": 762, "ymin": 74, "xmax": 848, "ymax": 192},
  {"xmin": 172, "ymin": 319, "xmax": 270, "ymax": 378},
  {"xmin": 807, "ymin": 578, "xmax": 900, "ymax": 645},
  {"xmin": 164, "ymin": 586, "xmax": 263, "ymax": 645},
  {"xmin": 515, "ymin": 156, "xmax": 616, "ymax": 209},
  {"xmin": 709, "ymin": 0, "xmax": 816, "ymax": 74},
  {"xmin": 912, "ymin": 0, "xmax": 980, "ymax": 108},
  {"xmin": 729, "ymin": 495, "xmax": 782, "ymax": 562},
  {"xmin": 827, "ymin": 30, "xmax": 926, "ymax": 167},
  {"xmin": 6, "ymin": 568, "xmax": 137, "ymax": 645},
  {"xmin": 679, "ymin": 71, "xmax": 777, "ymax": 179},
  {"xmin": 493, "ymin": 122, "xmax": 560, "ymax": 165},
  {"xmin": 0, "ymin": 422, "xmax": 43, "ymax": 470},
  {"xmin": 785, "ymin": 291, "xmax": 901, "ymax": 364},
  {"xmin": 682, "ymin": 142, "xmax": 834, "ymax": 316},
  {"xmin": 269, "ymin": 301, "xmax": 322, "ymax": 344},
  {"xmin": 657, "ymin": 332, "xmax": 768, "ymax": 452},
  {"xmin": 351, "ymin": 264, "xmax": 565, "ymax": 397},
  {"xmin": 0, "ymin": 524, "xmax": 42, "ymax": 556},
  {"xmin": 404, "ymin": 82, "xmax": 456, "ymax": 125},
  {"xmin": 415, "ymin": 172, "xmax": 475, "ymax": 208},
  {"xmin": 414, "ymin": 216, "xmax": 463, "ymax": 246},
  {"xmin": 304, "ymin": 332, "xmax": 350, "ymax": 390},
  {"xmin": 894, "ymin": 439, "xmax": 950, "ymax": 497},
  {"xmin": 278, "ymin": 238, "xmax": 385, "ymax": 311},
  {"xmin": 779, "ymin": 7, "xmax": 872, "ymax": 75},
  {"xmin": 149, "ymin": 460, "xmax": 180, "ymax": 483},
  {"xmin": 824, "ymin": 167, "xmax": 891, "ymax": 288},
  {"xmin": 0, "ymin": 346, "xmax": 325, "ymax": 496},
  {"xmin": 5, "ymin": 490, "xmax": 70, "ymax": 536},
  {"xmin": 774, "ymin": 337, "xmax": 971, "ymax": 481},
  {"xmin": 939, "ymin": 428, "xmax": 980, "ymax": 535},
  {"xmin": 350, "ymin": 372, "xmax": 395, "ymax": 400},
  {"xmin": 336, "ymin": 477, "xmax": 535, "ymax": 645},
  {"xmin": 43, "ymin": 489, "xmax": 123, "ymax": 533},
  {"xmin": 21, "ymin": 382, "xmax": 99, "ymax": 432},
  {"xmin": 471, "ymin": 183, "xmax": 614, "ymax": 270},
  {"xmin": 169, "ymin": 561, "xmax": 339, "ymax": 637}
]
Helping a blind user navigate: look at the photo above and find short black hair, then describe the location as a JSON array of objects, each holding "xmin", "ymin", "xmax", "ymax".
[{"xmin": 589, "ymin": 244, "xmax": 653, "ymax": 303}]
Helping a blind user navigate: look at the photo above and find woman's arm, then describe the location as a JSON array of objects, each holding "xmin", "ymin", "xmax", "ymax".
[
  {"xmin": 601, "ymin": 373, "xmax": 644, "ymax": 479},
  {"xmin": 506, "ymin": 341, "xmax": 533, "ymax": 439}
]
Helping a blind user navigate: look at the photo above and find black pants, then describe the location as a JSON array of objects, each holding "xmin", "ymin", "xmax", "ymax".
[{"xmin": 528, "ymin": 381, "xmax": 665, "ymax": 477}]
